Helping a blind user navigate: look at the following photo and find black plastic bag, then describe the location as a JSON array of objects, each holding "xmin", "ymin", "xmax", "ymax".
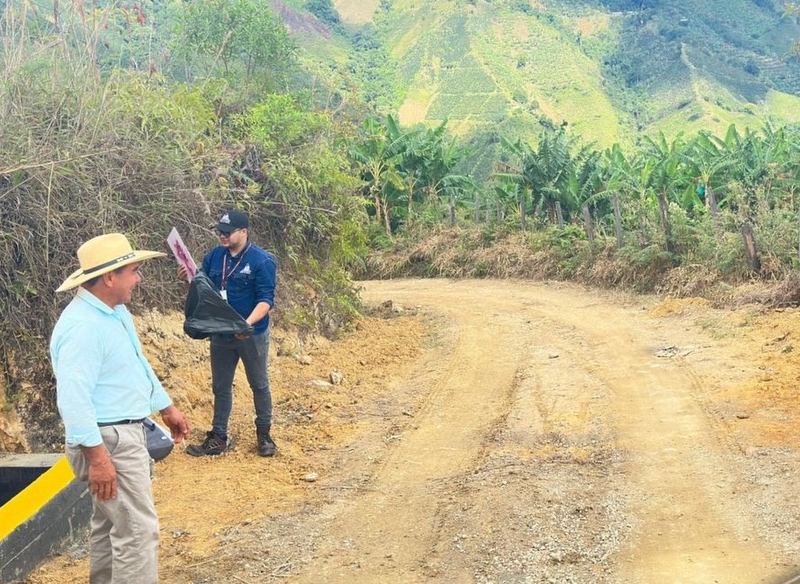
[{"xmin": 183, "ymin": 271, "xmax": 253, "ymax": 339}]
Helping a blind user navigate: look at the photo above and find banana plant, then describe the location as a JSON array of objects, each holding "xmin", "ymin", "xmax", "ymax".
[
  {"xmin": 494, "ymin": 137, "xmax": 542, "ymax": 231},
  {"xmin": 565, "ymin": 147, "xmax": 605, "ymax": 243},
  {"xmin": 638, "ymin": 132, "xmax": 695, "ymax": 252},
  {"xmin": 404, "ymin": 120, "xmax": 474, "ymax": 227},
  {"xmin": 349, "ymin": 117, "xmax": 406, "ymax": 236},
  {"xmin": 535, "ymin": 124, "xmax": 575, "ymax": 226},
  {"xmin": 682, "ymin": 130, "xmax": 736, "ymax": 216}
]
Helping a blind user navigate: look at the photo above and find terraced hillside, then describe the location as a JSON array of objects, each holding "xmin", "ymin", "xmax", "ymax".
[
  {"xmin": 312, "ymin": 0, "xmax": 800, "ymax": 139},
  {"xmin": 273, "ymin": 0, "xmax": 800, "ymax": 180},
  {"xmin": 397, "ymin": 5, "xmax": 623, "ymax": 142}
]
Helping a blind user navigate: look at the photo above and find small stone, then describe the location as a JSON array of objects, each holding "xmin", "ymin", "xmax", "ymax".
[
  {"xmin": 307, "ymin": 379, "xmax": 332, "ymax": 388},
  {"xmin": 302, "ymin": 472, "xmax": 318, "ymax": 482}
]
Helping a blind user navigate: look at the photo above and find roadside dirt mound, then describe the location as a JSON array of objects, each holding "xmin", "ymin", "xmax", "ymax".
[{"xmin": 18, "ymin": 279, "xmax": 800, "ymax": 583}]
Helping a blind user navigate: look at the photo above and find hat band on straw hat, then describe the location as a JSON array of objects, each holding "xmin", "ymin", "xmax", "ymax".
[
  {"xmin": 82, "ymin": 252, "xmax": 137, "ymax": 276},
  {"xmin": 56, "ymin": 233, "xmax": 165, "ymax": 292}
]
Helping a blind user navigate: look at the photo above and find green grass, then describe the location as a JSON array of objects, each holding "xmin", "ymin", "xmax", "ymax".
[{"xmin": 764, "ymin": 90, "xmax": 800, "ymax": 124}]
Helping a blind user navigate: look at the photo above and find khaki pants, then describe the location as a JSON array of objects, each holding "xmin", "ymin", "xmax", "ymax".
[{"xmin": 67, "ymin": 424, "xmax": 159, "ymax": 584}]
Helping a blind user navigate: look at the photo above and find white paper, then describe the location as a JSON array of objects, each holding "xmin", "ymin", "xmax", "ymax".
[{"xmin": 167, "ymin": 227, "xmax": 198, "ymax": 282}]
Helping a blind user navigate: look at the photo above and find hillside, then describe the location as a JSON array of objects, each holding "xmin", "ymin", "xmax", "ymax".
[{"xmin": 285, "ymin": 0, "xmax": 800, "ymax": 151}]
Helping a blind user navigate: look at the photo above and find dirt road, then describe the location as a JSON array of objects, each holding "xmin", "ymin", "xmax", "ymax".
[
  {"xmin": 23, "ymin": 279, "xmax": 800, "ymax": 584},
  {"xmin": 315, "ymin": 279, "xmax": 799, "ymax": 584}
]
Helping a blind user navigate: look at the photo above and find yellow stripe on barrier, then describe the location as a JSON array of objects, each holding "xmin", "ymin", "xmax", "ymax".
[{"xmin": 0, "ymin": 457, "xmax": 76, "ymax": 542}]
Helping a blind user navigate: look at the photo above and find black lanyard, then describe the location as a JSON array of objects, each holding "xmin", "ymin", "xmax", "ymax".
[{"xmin": 221, "ymin": 242, "xmax": 251, "ymax": 290}]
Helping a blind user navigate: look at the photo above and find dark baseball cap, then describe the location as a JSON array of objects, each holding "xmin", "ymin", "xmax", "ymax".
[{"xmin": 216, "ymin": 209, "xmax": 249, "ymax": 232}]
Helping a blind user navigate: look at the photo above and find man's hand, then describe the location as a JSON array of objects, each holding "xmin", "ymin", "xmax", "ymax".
[
  {"xmin": 177, "ymin": 265, "xmax": 190, "ymax": 284},
  {"xmin": 237, "ymin": 301, "xmax": 270, "ymax": 339},
  {"xmin": 160, "ymin": 404, "xmax": 191, "ymax": 444},
  {"xmin": 82, "ymin": 445, "xmax": 117, "ymax": 501}
]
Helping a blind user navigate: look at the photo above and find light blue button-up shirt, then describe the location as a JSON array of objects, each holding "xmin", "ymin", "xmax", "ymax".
[{"xmin": 50, "ymin": 288, "xmax": 172, "ymax": 447}]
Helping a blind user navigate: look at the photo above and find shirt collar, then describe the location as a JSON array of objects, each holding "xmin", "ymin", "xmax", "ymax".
[
  {"xmin": 227, "ymin": 239, "xmax": 251, "ymax": 259},
  {"xmin": 76, "ymin": 286, "xmax": 117, "ymax": 315}
]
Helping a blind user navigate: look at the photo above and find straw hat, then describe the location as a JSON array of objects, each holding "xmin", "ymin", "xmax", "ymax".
[{"xmin": 56, "ymin": 233, "xmax": 166, "ymax": 292}]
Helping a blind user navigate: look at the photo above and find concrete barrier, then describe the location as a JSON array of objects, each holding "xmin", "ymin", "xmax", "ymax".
[{"xmin": 0, "ymin": 454, "xmax": 91, "ymax": 583}]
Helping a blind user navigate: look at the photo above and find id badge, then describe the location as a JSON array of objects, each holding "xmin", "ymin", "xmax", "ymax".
[{"xmin": 220, "ymin": 289, "xmax": 228, "ymax": 302}]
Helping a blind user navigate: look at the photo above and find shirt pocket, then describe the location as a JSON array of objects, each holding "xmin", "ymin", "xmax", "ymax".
[
  {"xmin": 229, "ymin": 271, "xmax": 253, "ymax": 288},
  {"xmin": 206, "ymin": 267, "xmax": 223, "ymax": 287}
]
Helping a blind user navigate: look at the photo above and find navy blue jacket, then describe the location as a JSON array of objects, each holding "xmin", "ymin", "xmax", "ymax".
[{"xmin": 201, "ymin": 240, "xmax": 276, "ymax": 335}]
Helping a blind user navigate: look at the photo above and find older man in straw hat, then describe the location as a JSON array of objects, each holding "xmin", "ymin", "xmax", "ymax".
[{"xmin": 50, "ymin": 233, "xmax": 190, "ymax": 584}]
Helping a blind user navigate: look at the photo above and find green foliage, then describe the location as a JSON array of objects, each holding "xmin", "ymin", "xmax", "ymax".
[
  {"xmin": 169, "ymin": 0, "xmax": 297, "ymax": 96},
  {"xmin": 234, "ymin": 94, "xmax": 327, "ymax": 151},
  {"xmin": 0, "ymin": 0, "xmax": 368, "ymax": 448},
  {"xmin": 366, "ymin": 221, "xmax": 395, "ymax": 250},
  {"xmin": 362, "ymin": 117, "xmax": 800, "ymax": 301},
  {"xmin": 349, "ymin": 115, "xmax": 475, "ymax": 235},
  {"xmin": 614, "ymin": 245, "xmax": 678, "ymax": 288},
  {"xmin": 236, "ymin": 96, "xmax": 365, "ymax": 256},
  {"xmin": 305, "ymin": 0, "xmax": 341, "ymax": 27},
  {"xmin": 345, "ymin": 25, "xmax": 401, "ymax": 112}
]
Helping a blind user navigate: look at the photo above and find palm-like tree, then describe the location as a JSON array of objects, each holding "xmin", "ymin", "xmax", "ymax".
[
  {"xmin": 491, "ymin": 179, "xmax": 522, "ymax": 224},
  {"xmin": 637, "ymin": 132, "xmax": 694, "ymax": 252},
  {"xmin": 407, "ymin": 121, "xmax": 474, "ymax": 227},
  {"xmin": 351, "ymin": 116, "xmax": 474, "ymax": 233},
  {"xmin": 496, "ymin": 123, "xmax": 585, "ymax": 230},
  {"xmin": 535, "ymin": 125, "xmax": 574, "ymax": 226},
  {"xmin": 349, "ymin": 117, "xmax": 405, "ymax": 236},
  {"xmin": 715, "ymin": 125, "xmax": 791, "ymax": 217},
  {"xmin": 683, "ymin": 130, "xmax": 737, "ymax": 216},
  {"xmin": 605, "ymin": 143, "xmax": 663, "ymax": 248},
  {"xmin": 565, "ymin": 147, "xmax": 604, "ymax": 243},
  {"xmin": 494, "ymin": 137, "xmax": 541, "ymax": 231}
]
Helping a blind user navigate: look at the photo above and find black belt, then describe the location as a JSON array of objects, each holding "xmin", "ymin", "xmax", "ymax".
[{"xmin": 98, "ymin": 418, "xmax": 146, "ymax": 427}]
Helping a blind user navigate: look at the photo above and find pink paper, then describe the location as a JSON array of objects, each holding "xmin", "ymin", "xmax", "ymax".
[{"xmin": 167, "ymin": 227, "xmax": 198, "ymax": 282}]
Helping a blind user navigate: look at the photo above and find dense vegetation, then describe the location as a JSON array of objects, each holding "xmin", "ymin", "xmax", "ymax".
[
  {"xmin": 352, "ymin": 115, "xmax": 800, "ymax": 299},
  {"xmin": 1, "ymin": 0, "xmax": 800, "ymax": 450},
  {"xmin": 0, "ymin": 0, "xmax": 366, "ymax": 449}
]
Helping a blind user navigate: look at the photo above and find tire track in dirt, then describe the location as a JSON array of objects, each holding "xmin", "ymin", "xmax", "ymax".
[
  {"xmin": 289, "ymin": 282, "xmax": 528, "ymax": 583},
  {"xmin": 332, "ymin": 279, "xmax": 788, "ymax": 584},
  {"xmin": 545, "ymin": 295, "xmax": 776, "ymax": 583}
]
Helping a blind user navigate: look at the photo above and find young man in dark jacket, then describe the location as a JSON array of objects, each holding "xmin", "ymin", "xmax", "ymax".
[{"xmin": 180, "ymin": 209, "xmax": 278, "ymax": 457}]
